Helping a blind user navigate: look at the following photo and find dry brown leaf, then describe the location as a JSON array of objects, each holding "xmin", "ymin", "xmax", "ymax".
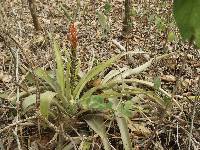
[
  {"xmin": 183, "ymin": 79, "xmax": 192, "ymax": 86},
  {"xmin": 0, "ymin": 72, "xmax": 12, "ymax": 83},
  {"xmin": 128, "ymin": 123, "xmax": 151, "ymax": 137},
  {"xmin": 161, "ymin": 75, "xmax": 176, "ymax": 82}
]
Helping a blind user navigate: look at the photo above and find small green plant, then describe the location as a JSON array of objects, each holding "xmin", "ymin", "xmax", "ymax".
[
  {"xmin": 167, "ymin": 31, "xmax": 176, "ymax": 43},
  {"xmin": 96, "ymin": 0, "xmax": 112, "ymax": 38},
  {"xmin": 97, "ymin": 11, "xmax": 110, "ymax": 37},
  {"xmin": 155, "ymin": 16, "xmax": 166, "ymax": 32},
  {"xmin": 104, "ymin": 1, "xmax": 112, "ymax": 15}
]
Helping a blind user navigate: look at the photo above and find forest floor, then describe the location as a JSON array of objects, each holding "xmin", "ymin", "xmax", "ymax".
[{"xmin": 0, "ymin": 0, "xmax": 200, "ymax": 149}]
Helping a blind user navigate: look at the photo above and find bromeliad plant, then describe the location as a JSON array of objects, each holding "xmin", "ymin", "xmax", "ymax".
[{"xmin": 15, "ymin": 21, "xmax": 181, "ymax": 149}]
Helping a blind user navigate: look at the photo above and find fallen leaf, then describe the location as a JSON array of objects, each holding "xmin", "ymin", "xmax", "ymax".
[
  {"xmin": 0, "ymin": 72, "xmax": 12, "ymax": 83},
  {"xmin": 128, "ymin": 123, "xmax": 151, "ymax": 137},
  {"xmin": 161, "ymin": 75, "xmax": 176, "ymax": 82}
]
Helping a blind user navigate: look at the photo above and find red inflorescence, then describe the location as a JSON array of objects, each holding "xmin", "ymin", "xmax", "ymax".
[{"xmin": 68, "ymin": 22, "xmax": 77, "ymax": 49}]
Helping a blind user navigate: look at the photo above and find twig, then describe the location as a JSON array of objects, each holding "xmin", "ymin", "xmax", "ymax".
[
  {"xmin": 0, "ymin": 115, "xmax": 38, "ymax": 133},
  {"xmin": 12, "ymin": 129, "xmax": 22, "ymax": 150},
  {"xmin": 188, "ymin": 102, "xmax": 196, "ymax": 150},
  {"xmin": 61, "ymin": 124, "xmax": 79, "ymax": 150},
  {"xmin": 45, "ymin": 132, "xmax": 58, "ymax": 148},
  {"xmin": 188, "ymin": 78, "xmax": 200, "ymax": 150},
  {"xmin": 0, "ymin": 31, "xmax": 35, "ymax": 74},
  {"xmin": 39, "ymin": 114, "xmax": 59, "ymax": 133},
  {"xmin": 14, "ymin": 46, "xmax": 22, "ymax": 150},
  {"xmin": 112, "ymin": 39, "xmax": 126, "ymax": 52},
  {"xmin": 176, "ymin": 121, "xmax": 181, "ymax": 150}
]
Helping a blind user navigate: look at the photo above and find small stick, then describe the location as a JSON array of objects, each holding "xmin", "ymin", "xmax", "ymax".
[
  {"xmin": 0, "ymin": 115, "xmax": 38, "ymax": 133},
  {"xmin": 188, "ymin": 78, "xmax": 200, "ymax": 150}
]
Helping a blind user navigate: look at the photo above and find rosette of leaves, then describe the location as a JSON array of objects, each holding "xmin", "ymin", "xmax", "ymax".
[{"xmin": 11, "ymin": 25, "xmax": 179, "ymax": 150}]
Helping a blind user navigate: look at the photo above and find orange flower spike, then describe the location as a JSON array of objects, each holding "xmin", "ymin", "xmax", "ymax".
[{"xmin": 69, "ymin": 22, "xmax": 77, "ymax": 49}]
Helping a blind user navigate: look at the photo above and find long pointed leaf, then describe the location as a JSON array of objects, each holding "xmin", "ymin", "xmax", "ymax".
[
  {"xmin": 121, "ymin": 79, "xmax": 182, "ymax": 110},
  {"xmin": 116, "ymin": 58, "xmax": 153, "ymax": 79},
  {"xmin": 102, "ymin": 67, "xmax": 128, "ymax": 84},
  {"xmin": 73, "ymin": 52, "xmax": 141, "ymax": 99},
  {"xmin": 64, "ymin": 47, "xmax": 72, "ymax": 100},
  {"xmin": 40, "ymin": 91, "xmax": 57, "ymax": 118},
  {"xmin": 113, "ymin": 53, "xmax": 173, "ymax": 81},
  {"xmin": 73, "ymin": 54, "xmax": 122, "ymax": 99},
  {"xmin": 111, "ymin": 98, "xmax": 132, "ymax": 150},
  {"xmin": 53, "ymin": 40, "xmax": 65, "ymax": 95},
  {"xmin": 35, "ymin": 68, "xmax": 56, "ymax": 90},
  {"xmin": 84, "ymin": 115, "xmax": 111, "ymax": 150},
  {"xmin": 22, "ymin": 91, "xmax": 56, "ymax": 118}
]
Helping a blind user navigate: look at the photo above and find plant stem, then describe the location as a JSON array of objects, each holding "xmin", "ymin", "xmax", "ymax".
[
  {"xmin": 70, "ymin": 48, "xmax": 77, "ymax": 92},
  {"xmin": 28, "ymin": 0, "xmax": 42, "ymax": 31},
  {"xmin": 123, "ymin": 0, "xmax": 132, "ymax": 34}
]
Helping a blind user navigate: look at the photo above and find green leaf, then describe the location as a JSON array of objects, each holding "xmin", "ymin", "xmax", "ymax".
[
  {"xmin": 111, "ymin": 98, "xmax": 132, "ymax": 150},
  {"xmin": 113, "ymin": 53, "xmax": 172, "ymax": 81},
  {"xmin": 124, "ymin": 100, "xmax": 133, "ymax": 111},
  {"xmin": 153, "ymin": 76, "xmax": 161, "ymax": 90},
  {"xmin": 53, "ymin": 40, "xmax": 65, "ymax": 95},
  {"xmin": 65, "ymin": 59, "xmax": 71, "ymax": 100},
  {"xmin": 97, "ymin": 11, "xmax": 110, "ymax": 34},
  {"xmin": 88, "ymin": 95, "xmax": 112, "ymax": 110},
  {"xmin": 130, "ymin": 6, "xmax": 136, "ymax": 17},
  {"xmin": 35, "ymin": 68, "xmax": 56, "ymax": 90},
  {"xmin": 65, "ymin": 63, "xmax": 71, "ymax": 100},
  {"xmin": 22, "ymin": 94, "xmax": 37, "ymax": 112},
  {"xmin": 22, "ymin": 91, "xmax": 56, "ymax": 118},
  {"xmin": 113, "ymin": 58, "xmax": 154, "ymax": 80},
  {"xmin": 79, "ymin": 82, "xmax": 117, "ymax": 108},
  {"xmin": 173, "ymin": 0, "xmax": 200, "ymax": 46},
  {"xmin": 104, "ymin": 1, "xmax": 112, "ymax": 15},
  {"xmin": 123, "ymin": 78, "xmax": 182, "ymax": 110},
  {"xmin": 73, "ymin": 53, "xmax": 124, "ymax": 99},
  {"xmin": 79, "ymin": 140, "xmax": 91, "ymax": 150},
  {"xmin": 102, "ymin": 67, "xmax": 128, "ymax": 84},
  {"xmin": 24, "ymin": 71, "xmax": 35, "ymax": 84},
  {"xmin": 145, "ymin": 91, "xmax": 166, "ymax": 108},
  {"xmin": 97, "ymin": 12, "xmax": 107, "ymax": 29},
  {"xmin": 84, "ymin": 115, "xmax": 111, "ymax": 150},
  {"xmin": 80, "ymin": 85, "xmax": 143, "ymax": 109},
  {"xmin": 40, "ymin": 91, "xmax": 57, "ymax": 118},
  {"xmin": 117, "ymin": 101, "xmax": 134, "ymax": 118},
  {"xmin": 64, "ymin": 48, "xmax": 72, "ymax": 100},
  {"xmin": 167, "ymin": 31, "xmax": 176, "ymax": 43},
  {"xmin": 163, "ymin": 96, "xmax": 172, "ymax": 107},
  {"xmin": 75, "ymin": 58, "xmax": 81, "ymax": 81},
  {"xmin": 148, "ymin": 14, "xmax": 155, "ymax": 22},
  {"xmin": 155, "ymin": 16, "xmax": 166, "ymax": 32},
  {"xmin": 89, "ymin": 95, "xmax": 104, "ymax": 108}
]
